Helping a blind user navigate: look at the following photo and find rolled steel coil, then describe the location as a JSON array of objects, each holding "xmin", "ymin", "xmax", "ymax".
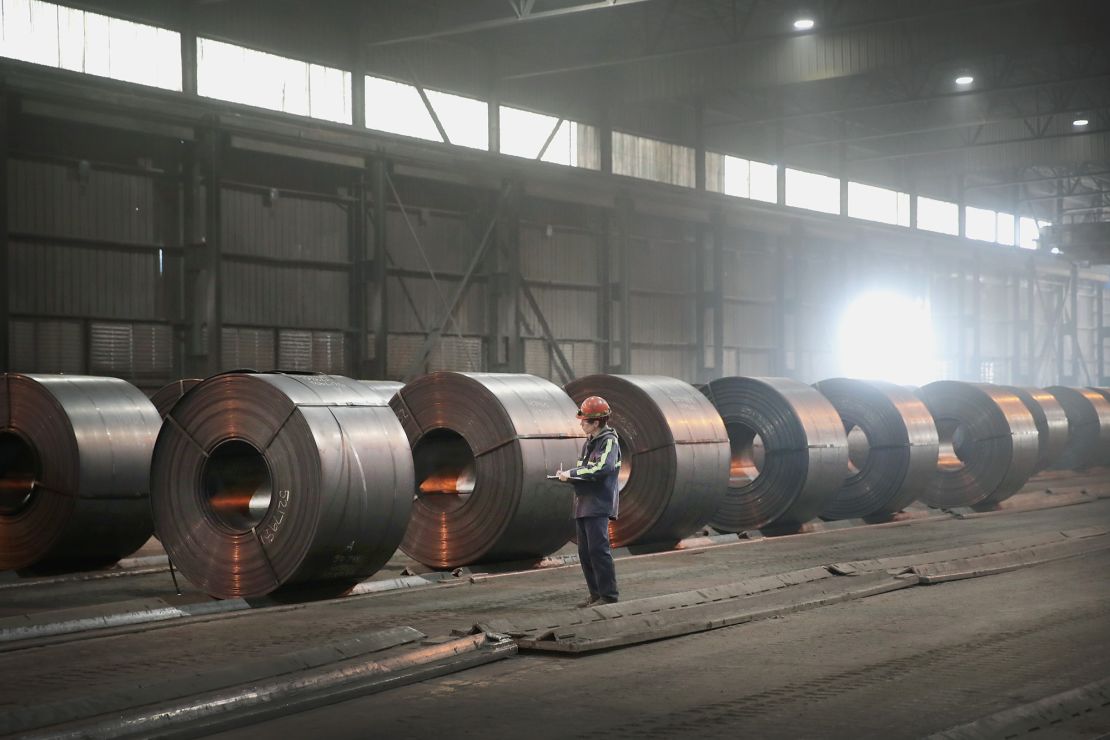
[
  {"xmin": 811, "ymin": 378, "xmax": 938, "ymax": 521},
  {"xmin": 150, "ymin": 378, "xmax": 202, "ymax": 418},
  {"xmin": 0, "ymin": 373, "xmax": 161, "ymax": 573},
  {"xmin": 699, "ymin": 377, "xmax": 847, "ymax": 532},
  {"xmin": 1044, "ymin": 386, "xmax": 1110, "ymax": 470},
  {"xmin": 563, "ymin": 375, "xmax": 730, "ymax": 547},
  {"xmin": 151, "ymin": 372, "xmax": 412, "ymax": 600},
  {"xmin": 391, "ymin": 372, "xmax": 583, "ymax": 568},
  {"xmin": 917, "ymin": 381, "xmax": 1039, "ymax": 508},
  {"xmin": 1001, "ymin": 386, "xmax": 1069, "ymax": 473}
]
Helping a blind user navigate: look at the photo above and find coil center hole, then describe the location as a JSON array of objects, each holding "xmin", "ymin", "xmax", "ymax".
[
  {"xmin": 202, "ymin": 439, "xmax": 274, "ymax": 532},
  {"xmin": 936, "ymin": 419, "xmax": 971, "ymax": 471},
  {"xmin": 725, "ymin": 423, "xmax": 764, "ymax": 486},
  {"xmin": 0, "ymin": 432, "xmax": 39, "ymax": 516},
  {"xmin": 846, "ymin": 424, "xmax": 871, "ymax": 476},
  {"xmin": 413, "ymin": 429, "xmax": 475, "ymax": 514}
]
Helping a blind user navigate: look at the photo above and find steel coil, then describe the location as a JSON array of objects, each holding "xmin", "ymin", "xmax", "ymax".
[
  {"xmin": 917, "ymin": 381, "xmax": 1039, "ymax": 508},
  {"xmin": 563, "ymin": 375, "xmax": 729, "ymax": 547},
  {"xmin": 1044, "ymin": 386, "xmax": 1110, "ymax": 470},
  {"xmin": 812, "ymin": 378, "xmax": 938, "ymax": 521},
  {"xmin": 150, "ymin": 378, "xmax": 202, "ymax": 418},
  {"xmin": 151, "ymin": 372, "xmax": 412, "ymax": 600},
  {"xmin": 391, "ymin": 372, "xmax": 583, "ymax": 568},
  {"xmin": 0, "ymin": 373, "xmax": 161, "ymax": 573},
  {"xmin": 1001, "ymin": 386, "xmax": 1069, "ymax": 473},
  {"xmin": 699, "ymin": 376, "xmax": 847, "ymax": 532}
]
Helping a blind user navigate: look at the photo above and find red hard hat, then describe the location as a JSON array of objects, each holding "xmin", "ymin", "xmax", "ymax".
[{"xmin": 576, "ymin": 396, "xmax": 611, "ymax": 419}]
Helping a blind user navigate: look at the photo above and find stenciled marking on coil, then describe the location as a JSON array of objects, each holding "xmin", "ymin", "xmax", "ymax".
[{"xmin": 260, "ymin": 489, "xmax": 292, "ymax": 544}]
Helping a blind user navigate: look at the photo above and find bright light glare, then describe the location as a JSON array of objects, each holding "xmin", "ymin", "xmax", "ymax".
[
  {"xmin": 839, "ymin": 292, "xmax": 938, "ymax": 385},
  {"xmin": 954, "ymin": 75, "xmax": 974, "ymax": 85},
  {"xmin": 1073, "ymin": 118, "xmax": 1089, "ymax": 127},
  {"xmin": 793, "ymin": 18, "xmax": 815, "ymax": 30}
]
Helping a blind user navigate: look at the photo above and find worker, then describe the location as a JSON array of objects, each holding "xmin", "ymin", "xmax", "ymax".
[{"xmin": 556, "ymin": 395, "xmax": 621, "ymax": 607}]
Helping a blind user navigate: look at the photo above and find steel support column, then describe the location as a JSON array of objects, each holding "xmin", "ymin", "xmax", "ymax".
[
  {"xmin": 0, "ymin": 95, "xmax": 8, "ymax": 372},
  {"xmin": 202, "ymin": 123, "xmax": 223, "ymax": 376},
  {"xmin": 371, "ymin": 156, "xmax": 388, "ymax": 378},
  {"xmin": 597, "ymin": 209, "xmax": 613, "ymax": 372},
  {"xmin": 1099, "ymin": 280, "xmax": 1108, "ymax": 384},
  {"xmin": 695, "ymin": 222, "xmax": 708, "ymax": 381},
  {"xmin": 711, "ymin": 208, "xmax": 725, "ymax": 378},
  {"xmin": 502, "ymin": 186, "xmax": 522, "ymax": 372},
  {"xmin": 348, "ymin": 164, "xmax": 369, "ymax": 378},
  {"xmin": 615, "ymin": 192, "xmax": 632, "ymax": 372}
]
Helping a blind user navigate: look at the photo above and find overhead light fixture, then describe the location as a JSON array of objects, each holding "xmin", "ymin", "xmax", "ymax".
[
  {"xmin": 793, "ymin": 18, "xmax": 815, "ymax": 30},
  {"xmin": 1073, "ymin": 118, "xmax": 1090, "ymax": 127},
  {"xmin": 954, "ymin": 75, "xmax": 974, "ymax": 86}
]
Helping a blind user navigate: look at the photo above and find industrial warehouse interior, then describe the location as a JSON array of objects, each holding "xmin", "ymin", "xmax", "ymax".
[{"xmin": 1, "ymin": 0, "xmax": 1109, "ymax": 737}]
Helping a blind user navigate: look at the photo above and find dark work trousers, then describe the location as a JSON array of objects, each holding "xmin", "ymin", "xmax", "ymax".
[{"xmin": 576, "ymin": 515, "xmax": 618, "ymax": 601}]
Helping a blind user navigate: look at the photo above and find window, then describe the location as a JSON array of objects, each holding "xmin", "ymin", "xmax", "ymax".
[
  {"xmin": 917, "ymin": 196, "xmax": 959, "ymax": 235},
  {"xmin": 749, "ymin": 160, "xmax": 779, "ymax": 203},
  {"xmin": 0, "ymin": 0, "xmax": 181, "ymax": 90},
  {"xmin": 612, "ymin": 132, "xmax": 695, "ymax": 187},
  {"xmin": 1018, "ymin": 217, "xmax": 1051, "ymax": 250},
  {"xmin": 198, "ymin": 39, "xmax": 351, "ymax": 123},
  {"xmin": 364, "ymin": 75, "xmax": 487, "ymax": 149},
  {"xmin": 720, "ymin": 154, "xmax": 751, "ymax": 198},
  {"xmin": 965, "ymin": 206, "xmax": 997, "ymax": 242},
  {"xmin": 848, "ymin": 182, "xmax": 911, "ymax": 226},
  {"xmin": 785, "ymin": 168, "xmax": 840, "ymax": 214},
  {"xmin": 500, "ymin": 106, "xmax": 582, "ymax": 165},
  {"xmin": 996, "ymin": 212, "xmax": 1015, "ymax": 246}
]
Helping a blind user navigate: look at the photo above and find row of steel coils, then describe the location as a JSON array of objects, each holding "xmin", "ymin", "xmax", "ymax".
[{"xmin": 2, "ymin": 371, "xmax": 1108, "ymax": 600}]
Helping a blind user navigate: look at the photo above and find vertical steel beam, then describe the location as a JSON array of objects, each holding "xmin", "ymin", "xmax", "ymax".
[
  {"xmin": 956, "ymin": 174, "xmax": 966, "ymax": 239},
  {"xmin": 695, "ymin": 222, "xmax": 708, "ymax": 381},
  {"xmin": 775, "ymin": 127, "xmax": 786, "ymax": 205},
  {"xmin": 711, "ymin": 208, "xmax": 725, "ymax": 378},
  {"xmin": 1066, "ymin": 262, "xmax": 1079, "ymax": 383},
  {"xmin": 971, "ymin": 254, "xmax": 981, "ymax": 380},
  {"xmin": 202, "ymin": 123, "xmax": 223, "ymax": 376},
  {"xmin": 503, "ymin": 186, "xmax": 522, "ymax": 372},
  {"xmin": 694, "ymin": 101, "xmax": 706, "ymax": 191},
  {"xmin": 348, "ymin": 165, "xmax": 368, "ymax": 378},
  {"xmin": 371, "ymin": 155, "xmax": 388, "ymax": 378},
  {"xmin": 488, "ymin": 91, "xmax": 501, "ymax": 155},
  {"xmin": 180, "ymin": 7, "xmax": 197, "ymax": 97},
  {"xmin": 600, "ymin": 108, "xmax": 613, "ymax": 175},
  {"xmin": 1026, "ymin": 257, "xmax": 1036, "ymax": 384},
  {"xmin": 615, "ymin": 192, "xmax": 632, "ymax": 373},
  {"xmin": 1098, "ymin": 279, "xmax": 1108, "ymax": 384},
  {"xmin": 598, "ymin": 209, "xmax": 613, "ymax": 372},
  {"xmin": 0, "ymin": 95, "xmax": 8, "ymax": 372}
]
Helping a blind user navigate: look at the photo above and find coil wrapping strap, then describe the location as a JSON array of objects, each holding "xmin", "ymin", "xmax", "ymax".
[
  {"xmin": 918, "ymin": 381, "xmax": 1039, "ymax": 508},
  {"xmin": 812, "ymin": 378, "xmax": 938, "ymax": 521},
  {"xmin": 391, "ymin": 372, "xmax": 583, "ymax": 569},
  {"xmin": 150, "ymin": 378, "xmax": 202, "ymax": 419},
  {"xmin": 563, "ymin": 375, "xmax": 729, "ymax": 548},
  {"xmin": 700, "ymin": 376, "xmax": 847, "ymax": 532},
  {"xmin": 151, "ymin": 373, "xmax": 412, "ymax": 600},
  {"xmin": 1001, "ymin": 386, "xmax": 1069, "ymax": 473},
  {"xmin": 0, "ymin": 373, "xmax": 161, "ymax": 573},
  {"xmin": 1045, "ymin": 386, "xmax": 1110, "ymax": 470}
]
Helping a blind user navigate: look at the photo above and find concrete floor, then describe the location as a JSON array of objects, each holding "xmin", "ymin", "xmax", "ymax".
[
  {"xmin": 210, "ymin": 550, "xmax": 1110, "ymax": 739},
  {"xmin": 2, "ymin": 494, "xmax": 1109, "ymax": 738}
]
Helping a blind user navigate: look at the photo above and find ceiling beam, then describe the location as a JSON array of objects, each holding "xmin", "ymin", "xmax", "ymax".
[
  {"xmin": 848, "ymin": 128, "xmax": 1109, "ymax": 163},
  {"xmin": 364, "ymin": 0, "xmax": 660, "ymax": 48}
]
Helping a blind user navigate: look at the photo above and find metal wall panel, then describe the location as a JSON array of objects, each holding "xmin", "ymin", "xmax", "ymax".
[
  {"xmin": 9, "ymin": 159, "xmax": 156, "ymax": 244},
  {"xmin": 89, "ymin": 321, "xmax": 172, "ymax": 377},
  {"xmin": 520, "ymin": 225, "xmax": 598, "ymax": 284},
  {"xmin": 9, "ymin": 240, "xmax": 160, "ymax": 319},
  {"xmin": 222, "ymin": 261, "xmax": 349, "ymax": 329},
  {"xmin": 221, "ymin": 326, "xmax": 276, "ymax": 370},
  {"xmin": 384, "ymin": 276, "xmax": 486, "ymax": 335},
  {"xmin": 8, "ymin": 318, "xmax": 84, "ymax": 373},
  {"xmin": 524, "ymin": 285, "xmax": 596, "ymax": 339},
  {"xmin": 222, "ymin": 189, "xmax": 348, "ymax": 263}
]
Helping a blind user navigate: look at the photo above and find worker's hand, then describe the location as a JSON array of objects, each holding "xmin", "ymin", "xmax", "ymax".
[{"xmin": 556, "ymin": 468, "xmax": 570, "ymax": 482}]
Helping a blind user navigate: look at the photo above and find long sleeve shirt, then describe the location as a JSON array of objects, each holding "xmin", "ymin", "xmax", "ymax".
[{"xmin": 569, "ymin": 426, "xmax": 621, "ymax": 519}]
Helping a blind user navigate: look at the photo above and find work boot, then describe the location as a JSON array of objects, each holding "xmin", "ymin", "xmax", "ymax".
[
  {"xmin": 600, "ymin": 596, "xmax": 619, "ymax": 604},
  {"xmin": 577, "ymin": 594, "xmax": 601, "ymax": 608}
]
